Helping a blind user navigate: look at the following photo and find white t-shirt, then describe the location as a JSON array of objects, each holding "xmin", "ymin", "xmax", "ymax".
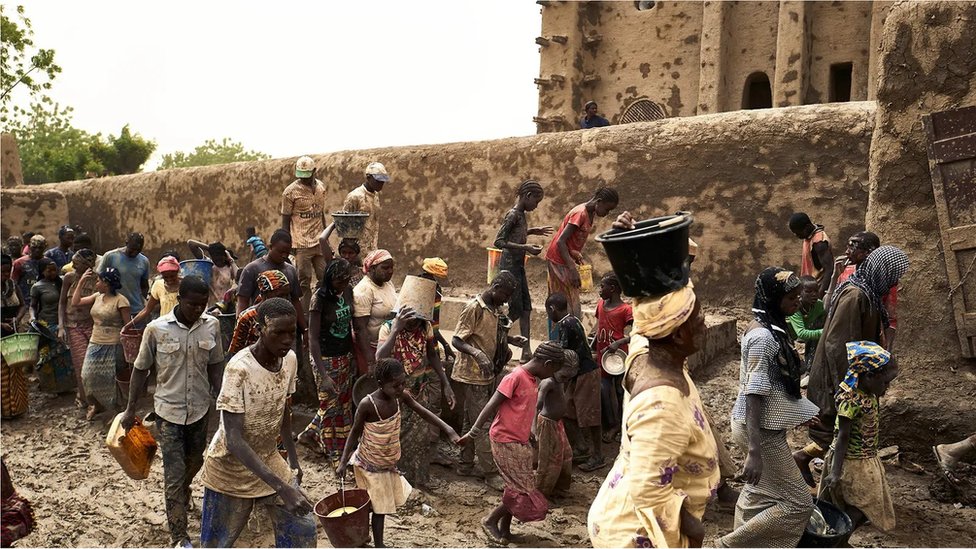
[{"xmin": 200, "ymin": 347, "xmax": 297, "ymax": 498}]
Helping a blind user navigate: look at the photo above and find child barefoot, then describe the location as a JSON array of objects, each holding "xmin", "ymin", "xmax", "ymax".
[
  {"xmin": 593, "ymin": 272, "xmax": 632, "ymax": 443},
  {"xmin": 820, "ymin": 341, "xmax": 898, "ymax": 534},
  {"xmin": 533, "ymin": 355, "xmax": 579, "ymax": 499},
  {"xmin": 338, "ymin": 358, "xmax": 460, "ymax": 548},
  {"xmin": 493, "ymin": 179, "xmax": 553, "ymax": 362},
  {"xmin": 460, "ymin": 341, "xmax": 576, "ymax": 545},
  {"xmin": 546, "ymin": 292, "xmax": 606, "ymax": 472}
]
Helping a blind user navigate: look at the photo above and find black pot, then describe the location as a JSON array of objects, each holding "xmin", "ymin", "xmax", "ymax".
[
  {"xmin": 595, "ymin": 212, "xmax": 693, "ymax": 297},
  {"xmin": 798, "ymin": 498, "xmax": 853, "ymax": 548}
]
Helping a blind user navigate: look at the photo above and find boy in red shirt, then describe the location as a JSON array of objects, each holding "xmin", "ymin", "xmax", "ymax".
[
  {"xmin": 460, "ymin": 341, "xmax": 576, "ymax": 545},
  {"xmin": 545, "ymin": 187, "xmax": 619, "ymax": 326},
  {"xmin": 593, "ymin": 272, "xmax": 633, "ymax": 442}
]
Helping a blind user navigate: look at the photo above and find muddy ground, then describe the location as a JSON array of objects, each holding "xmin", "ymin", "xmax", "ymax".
[{"xmin": 4, "ymin": 345, "xmax": 975, "ymax": 548}]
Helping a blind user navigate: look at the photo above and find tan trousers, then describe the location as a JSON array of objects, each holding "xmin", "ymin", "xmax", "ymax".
[
  {"xmin": 458, "ymin": 381, "xmax": 497, "ymax": 475},
  {"xmin": 294, "ymin": 247, "xmax": 326, "ymax": 313}
]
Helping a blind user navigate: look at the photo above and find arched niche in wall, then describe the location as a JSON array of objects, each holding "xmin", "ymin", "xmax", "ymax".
[
  {"xmin": 743, "ymin": 72, "xmax": 773, "ymax": 110},
  {"xmin": 619, "ymin": 99, "xmax": 668, "ymax": 124}
]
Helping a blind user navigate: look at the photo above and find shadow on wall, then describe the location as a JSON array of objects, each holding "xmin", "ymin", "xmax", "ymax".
[{"xmin": 1, "ymin": 102, "xmax": 874, "ymax": 310}]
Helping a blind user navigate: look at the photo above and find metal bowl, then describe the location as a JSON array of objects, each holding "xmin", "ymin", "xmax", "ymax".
[{"xmin": 602, "ymin": 348, "xmax": 627, "ymax": 376}]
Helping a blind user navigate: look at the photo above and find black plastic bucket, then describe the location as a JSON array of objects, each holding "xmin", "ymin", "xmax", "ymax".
[
  {"xmin": 798, "ymin": 498, "xmax": 853, "ymax": 548},
  {"xmin": 595, "ymin": 212, "xmax": 693, "ymax": 297}
]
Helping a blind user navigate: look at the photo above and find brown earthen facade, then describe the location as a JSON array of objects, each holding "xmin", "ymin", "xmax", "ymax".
[
  {"xmin": 0, "ymin": 103, "xmax": 874, "ymax": 311},
  {"xmin": 535, "ymin": 1, "xmax": 891, "ymax": 132}
]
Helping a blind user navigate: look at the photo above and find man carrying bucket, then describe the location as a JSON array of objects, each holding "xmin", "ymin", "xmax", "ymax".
[
  {"xmin": 342, "ymin": 161, "xmax": 389, "ymax": 256},
  {"xmin": 282, "ymin": 156, "xmax": 328, "ymax": 314},
  {"xmin": 121, "ymin": 276, "xmax": 224, "ymax": 549},
  {"xmin": 199, "ymin": 298, "xmax": 316, "ymax": 548}
]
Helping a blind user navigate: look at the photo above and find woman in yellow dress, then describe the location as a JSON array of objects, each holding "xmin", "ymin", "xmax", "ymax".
[{"xmin": 588, "ymin": 282, "xmax": 720, "ymax": 548}]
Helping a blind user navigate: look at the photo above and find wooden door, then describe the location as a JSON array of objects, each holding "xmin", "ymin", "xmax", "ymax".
[{"xmin": 924, "ymin": 105, "xmax": 976, "ymax": 357}]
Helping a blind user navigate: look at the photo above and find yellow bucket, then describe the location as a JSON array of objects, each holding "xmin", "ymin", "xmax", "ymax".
[
  {"xmin": 578, "ymin": 263, "xmax": 593, "ymax": 292},
  {"xmin": 487, "ymin": 247, "xmax": 531, "ymax": 285},
  {"xmin": 486, "ymin": 247, "xmax": 502, "ymax": 285}
]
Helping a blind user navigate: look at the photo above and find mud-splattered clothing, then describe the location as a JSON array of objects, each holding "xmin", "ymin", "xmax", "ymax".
[
  {"xmin": 158, "ymin": 412, "xmax": 210, "ymax": 545},
  {"xmin": 200, "ymin": 484, "xmax": 316, "ymax": 548},
  {"xmin": 342, "ymin": 184, "xmax": 381, "ymax": 254},
  {"xmin": 535, "ymin": 414, "xmax": 572, "ymax": 496},
  {"xmin": 200, "ymin": 348, "xmax": 297, "ymax": 498}
]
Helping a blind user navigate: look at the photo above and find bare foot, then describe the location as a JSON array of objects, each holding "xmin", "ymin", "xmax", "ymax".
[
  {"xmin": 85, "ymin": 405, "xmax": 99, "ymax": 421},
  {"xmin": 481, "ymin": 517, "xmax": 508, "ymax": 546},
  {"xmin": 793, "ymin": 450, "xmax": 816, "ymax": 487}
]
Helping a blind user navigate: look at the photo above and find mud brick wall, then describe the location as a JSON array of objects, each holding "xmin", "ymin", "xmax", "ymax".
[{"xmin": 1, "ymin": 102, "xmax": 874, "ymax": 310}]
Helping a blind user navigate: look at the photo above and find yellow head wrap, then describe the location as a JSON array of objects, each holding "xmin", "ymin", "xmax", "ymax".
[
  {"xmin": 422, "ymin": 257, "xmax": 448, "ymax": 278},
  {"xmin": 632, "ymin": 282, "xmax": 696, "ymax": 340}
]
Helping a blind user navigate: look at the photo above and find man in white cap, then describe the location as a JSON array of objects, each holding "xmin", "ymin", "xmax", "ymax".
[
  {"xmin": 341, "ymin": 161, "xmax": 388, "ymax": 255},
  {"xmin": 281, "ymin": 156, "xmax": 327, "ymax": 312}
]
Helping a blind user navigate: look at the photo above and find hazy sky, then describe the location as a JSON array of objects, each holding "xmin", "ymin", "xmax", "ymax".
[{"xmin": 18, "ymin": 1, "xmax": 542, "ymax": 168}]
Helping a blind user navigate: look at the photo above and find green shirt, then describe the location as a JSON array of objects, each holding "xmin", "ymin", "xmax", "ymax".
[
  {"xmin": 834, "ymin": 390, "xmax": 880, "ymax": 459},
  {"xmin": 788, "ymin": 300, "xmax": 825, "ymax": 342}
]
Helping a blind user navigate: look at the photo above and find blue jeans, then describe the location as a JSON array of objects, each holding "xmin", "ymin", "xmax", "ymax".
[{"xmin": 200, "ymin": 487, "xmax": 317, "ymax": 548}]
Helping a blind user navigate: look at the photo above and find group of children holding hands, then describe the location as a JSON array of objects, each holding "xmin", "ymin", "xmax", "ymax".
[{"xmin": 328, "ymin": 180, "xmax": 633, "ymax": 547}]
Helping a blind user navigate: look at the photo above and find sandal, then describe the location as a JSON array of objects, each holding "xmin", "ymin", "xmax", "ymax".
[{"xmin": 933, "ymin": 445, "xmax": 961, "ymax": 485}]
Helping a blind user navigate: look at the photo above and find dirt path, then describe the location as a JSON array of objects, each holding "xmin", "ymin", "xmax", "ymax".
[{"xmin": 4, "ymin": 356, "xmax": 974, "ymax": 547}]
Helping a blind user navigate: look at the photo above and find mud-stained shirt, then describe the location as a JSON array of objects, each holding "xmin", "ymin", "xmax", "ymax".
[
  {"xmin": 342, "ymin": 185, "xmax": 380, "ymax": 254},
  {"xmin": 281, "ymin": 179, "xmax": 327, "ymax": 249},
  {"xmin": 133, "ymin": 311, "xmax": 224, "ymax": 425},
  {"xmin": 200, "ymin": 348, "xmax": 297, "ymax": 498}
]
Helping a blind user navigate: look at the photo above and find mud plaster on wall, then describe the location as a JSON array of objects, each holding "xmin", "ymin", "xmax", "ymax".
[{"xmin": 2, "ymin": 103, "xmax": 874, "ymax": 313}]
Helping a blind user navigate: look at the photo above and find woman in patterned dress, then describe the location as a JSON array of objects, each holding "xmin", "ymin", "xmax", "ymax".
[
  {"xmin": 376, "ymin": 305, "xmax": 455, "ymax": 487},
  {"xmin": 588, "ymin": 284, "xmax": 719, "ymax": 548},
  {"xmin": 717, "ymin": 268, "xmax": 820, "ymax": 548},
  {"xmin": 298, "ymin": 259, "xmax": 357, "ymax": 462}
]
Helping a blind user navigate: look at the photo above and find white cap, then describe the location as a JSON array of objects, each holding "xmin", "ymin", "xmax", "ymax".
[
  {"xmin": 365, "ymin": 161, "xmax": 389, "ymax": 182},
  {"xmin": 295, "ymin": 156, "xmax": 315, "ymax": 178}
]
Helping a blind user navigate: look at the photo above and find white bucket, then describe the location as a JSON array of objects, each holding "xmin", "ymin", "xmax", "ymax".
[{"xmin": 393, "ymin": 275, "xmax": 436, "ymax": 321}]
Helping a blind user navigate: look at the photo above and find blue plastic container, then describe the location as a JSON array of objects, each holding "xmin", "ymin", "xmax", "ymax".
[{"xmin": 179, "ymin": 260, "xmax": 213, "ymax": 286}]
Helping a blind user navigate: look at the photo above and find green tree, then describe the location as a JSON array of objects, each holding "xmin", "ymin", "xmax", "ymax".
[
  {"xmin": 1, "ymin": 4, "xmax": 61, "ymax": 127},
  {"xmin": 10, "ymin": 102, "xmax": 156, "ymax": 184},
  {"xmin": 158, "ymin": 137, "xmax": 271, "ymax": 170}
]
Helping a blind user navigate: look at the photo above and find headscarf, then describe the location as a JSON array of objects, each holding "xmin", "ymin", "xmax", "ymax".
[
  {"xmin": 157, "ymin": 256, "xmax": 180, "ymax": 273},
  {"xmin": 316, "ymin": 258, "xmax": 352, "ymax": 304},
  {"xmin": 632, "ymin": 282, "xmax": 696, "ymax": 340},
  {"xmin": 840, "ymin": 340, "xmax": 890, "ymax": 393},
  {"xmin": 422, "ymin": 257, "xmax": 448, "ymax": 278},
  {"xmin": 256, "ymin": 270, "xmax": 289, "ymax": 296},
  {"xmin": 99, "ymin": 268, "xmax": 123, "ymax": 293},
  {"xmin": 753, "ymin": 267, "xmax": 804, "ymax": 398},
  {"xmin": 829, "ymin": 245, "xmax": 909, "ymax": 329},
  {"xmin": 362, "ymin": 249, "xmax": 393, "ymax": 274},
  {"xmin": 72, "ymin": 248, "xmax": 96, "ymax": 271}
]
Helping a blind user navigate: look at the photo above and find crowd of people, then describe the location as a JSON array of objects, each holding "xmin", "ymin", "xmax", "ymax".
[{"xmin": 0, "ymin": 155, "xmax": 973, "ymax": 549}]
